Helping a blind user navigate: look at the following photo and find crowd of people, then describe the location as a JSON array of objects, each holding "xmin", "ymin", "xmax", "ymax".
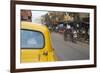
[{"xmin": 47, "ymin": 22, "xmax": 89, "ymax": 44}]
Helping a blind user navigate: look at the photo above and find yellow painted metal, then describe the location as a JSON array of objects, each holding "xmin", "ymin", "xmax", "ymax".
[{"xmin": 21, "ymin": 21, "xmax": 56, "ymax": 63}]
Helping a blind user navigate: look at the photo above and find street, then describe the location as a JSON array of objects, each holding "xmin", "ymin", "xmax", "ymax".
[{"xmin": 51, "ymin": 32, "xmax": 89, "ymax": 61}]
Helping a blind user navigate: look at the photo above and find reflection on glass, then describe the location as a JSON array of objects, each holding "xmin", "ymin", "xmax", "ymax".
[{"xmin": 21, "ymin": 30, "xmax": 44, "ymax": 49}]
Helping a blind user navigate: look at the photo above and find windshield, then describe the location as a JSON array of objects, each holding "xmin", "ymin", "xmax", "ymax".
[{"xmin": 21, "ymin": 29, "xmax": 44, "ymax": 49}]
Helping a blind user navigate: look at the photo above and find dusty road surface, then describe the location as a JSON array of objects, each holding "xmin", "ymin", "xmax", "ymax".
[{"xmin": 51, "ymin": 32, "xmax": 89, "ymax": 61}]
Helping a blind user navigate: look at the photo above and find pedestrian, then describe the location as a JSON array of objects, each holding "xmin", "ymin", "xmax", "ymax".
[
  {"xmin": 64, "ymin": 24, "xmax": 72, "ymax": 41},
  {"xmin": 72, "ymin": 29, "xmax": 77, "ymax": 43}
]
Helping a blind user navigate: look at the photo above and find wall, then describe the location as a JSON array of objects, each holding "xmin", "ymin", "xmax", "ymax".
[{"xmin": 0, "ymin": 0, "xmax": 100, "ymax": 73}]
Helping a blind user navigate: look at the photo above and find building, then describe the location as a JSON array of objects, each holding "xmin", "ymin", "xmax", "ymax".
[{"xmin": 21, "ymin": 10, "xmax": 32, "ymax": 22}]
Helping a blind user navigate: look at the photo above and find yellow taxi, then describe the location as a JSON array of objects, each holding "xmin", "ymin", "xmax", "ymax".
[{"xmin": 21, "ymin": 21, "xmax": 57, "ymax": 63}]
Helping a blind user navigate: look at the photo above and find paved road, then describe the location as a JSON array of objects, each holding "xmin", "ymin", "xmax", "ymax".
[{"xmin": 51, "ymin": 32, "xmax": 89, "ymax": 61}]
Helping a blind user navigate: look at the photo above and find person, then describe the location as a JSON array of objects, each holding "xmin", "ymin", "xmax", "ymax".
[
  {"xmin": 55, "ymin": 26, "xmax": 59, "ymax": 32},
  {"xmin": 72, "ymin": 29, "xmax": 77, "ymax": 43},
  {"xmin": 64, "ymin": 24, "xmax": 72, "ymax": 41}
]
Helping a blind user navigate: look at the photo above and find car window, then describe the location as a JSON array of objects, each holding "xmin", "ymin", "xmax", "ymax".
[{"xmin": 21, "ymin": 29, "xmax": 44, "ymax": 49}]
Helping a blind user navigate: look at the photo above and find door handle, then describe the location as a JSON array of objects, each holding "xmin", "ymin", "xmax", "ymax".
[{"xmin": 43, "ymin": 51, "xmax": 48, "ymax": 56}]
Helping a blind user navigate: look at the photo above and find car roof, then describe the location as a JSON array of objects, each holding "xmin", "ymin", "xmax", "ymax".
[{"xmin": 21, "ymin": 21, "xmax": 49, "ymax": 33}]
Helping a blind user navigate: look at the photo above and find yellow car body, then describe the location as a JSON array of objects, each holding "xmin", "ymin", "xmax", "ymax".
[{"xmin": 21, "ymin": 21, "xmax": 56, "ymax": 63}]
